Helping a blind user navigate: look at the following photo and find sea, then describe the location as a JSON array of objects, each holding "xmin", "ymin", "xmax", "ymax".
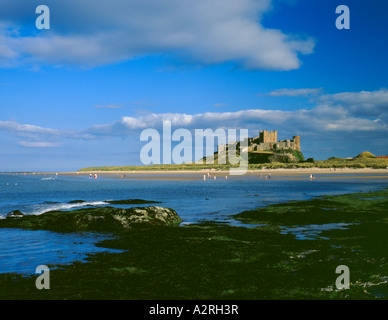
[{"xmin": 0, "ymin": 172, "xmax": 387, "ymax": 274}]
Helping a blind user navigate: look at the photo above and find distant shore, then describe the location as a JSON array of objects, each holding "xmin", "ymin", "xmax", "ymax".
[{"xmin": 2, "ymin": 167, "xmax": 388, "ymax": 180}]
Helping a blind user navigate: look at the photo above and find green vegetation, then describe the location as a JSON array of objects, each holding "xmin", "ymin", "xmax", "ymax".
[
  {"xmin": 79, "ymin": 151, "xmax": 388, "ymax": 171},
  {"xmin": 354, "ymin": 152, "xmax": 376, "ymax": 159},
  {"xmin": 2, "ymin": 189, "xmax": 388, "ymax": 299},
  {"xmin": 274, "ymin": 149, "xmax": 305, "ymax": 162},
  {"xmin": 314, "ymin": 156, "xmax": 388, "ymax": 169},
  {"xmin": 79, "ymin": 163, "xmax": 236, "ymax": 172},
  {"xmin": 248, "ymin": 152, "xmax": 273, "ymax": 164}
]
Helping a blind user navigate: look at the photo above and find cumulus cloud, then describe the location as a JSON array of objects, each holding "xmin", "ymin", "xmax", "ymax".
[
  {"xmin": 0, "ymin": 120, "xmax": 89, "ymax": 147},
  {"xmin": 85, "ymin": 104, "xmax": 388, "ymax": 139},
  {"xmin": 1, "ymin": 89, "xmax": 387, "ymax": 153},
  {"xmin": 0, "ymin": 120, "xmax": 60, "ymax": 137},
  {"xmin": 0, "ymin": 0, "xmax": 314, "ymax": 70},
  {"xmin": 0, "ymin": 120, "xmax": 62, "ymax": 147},
  {"xmin": 318, "ymin": 89, "xmax": 388, "ymax": 118}
]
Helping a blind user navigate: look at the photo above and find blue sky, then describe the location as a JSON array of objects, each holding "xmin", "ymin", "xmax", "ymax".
[{"xmin": 0, "ymin": 0, "xmax": 387, "ymax": 171}]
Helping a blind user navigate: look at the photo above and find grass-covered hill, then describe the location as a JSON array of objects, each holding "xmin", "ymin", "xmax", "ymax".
[
  {"xmin": 354, "ymin": 151, "xmax": 376, "ymax": 159},
  {"xmin": 314, "ymin": 151, "xmax": 387, "ymax": 169}
]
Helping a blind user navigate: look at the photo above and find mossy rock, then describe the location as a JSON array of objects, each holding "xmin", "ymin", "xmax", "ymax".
[
  {"xmin": 6, "ymin": 210, "xmax": 24, "ymax": 218},
  {"xmin": 0, "ymin": 206, "xmax": 182, "ymax": 232}
]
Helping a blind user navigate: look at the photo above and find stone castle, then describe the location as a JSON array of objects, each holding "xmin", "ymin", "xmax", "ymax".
[
  {"xmin": 218, "ymin": 130, "xmax": 301, "ymax": 154},
  {"xmin": 246, "ymin": 130, "xmax": 301, "ymax": 152}
]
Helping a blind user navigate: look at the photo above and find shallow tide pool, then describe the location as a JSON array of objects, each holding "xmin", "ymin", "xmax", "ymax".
[{"xmin": 0, "ymin": 228, "xmax": 122, "ymax": 274}]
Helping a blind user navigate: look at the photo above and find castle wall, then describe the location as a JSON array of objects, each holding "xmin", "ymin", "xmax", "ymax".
[
  {"xmin": 255, "ymin": 142, "xmax": 274, "ymax": 151},
  {"xmin": 217, "ymin": 131, "xmax": 301, "ymax": 155},
  {"xmin": 275, "ymin": 137, "xmax": 300, "ymax": 151}
]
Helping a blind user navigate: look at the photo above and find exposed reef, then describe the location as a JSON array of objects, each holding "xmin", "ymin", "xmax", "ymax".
[
  {"xmin": 2, "ymin": 190, "xmax": 388, "ymax": 300},
  {"xmin": 0, "ymin": 206, "xmax": 182, "ymax": 232}
]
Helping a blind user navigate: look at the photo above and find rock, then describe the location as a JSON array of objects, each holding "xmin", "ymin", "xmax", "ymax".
[
  {"xmin": 72, "ymin": 206, "xmax": 181, "ymax": 231},
  {"xmin": 0, "ymin": 206, "xmax": 182, "ymax": 232},
  {"xmin": 6, "ymin": 210, "xmax": 24, "ymax": 218}
]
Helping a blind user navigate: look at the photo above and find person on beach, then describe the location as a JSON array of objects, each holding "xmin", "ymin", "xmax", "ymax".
[{"xmin": 204, "ymin": 174, "xmax": 206, "ymax": 181}]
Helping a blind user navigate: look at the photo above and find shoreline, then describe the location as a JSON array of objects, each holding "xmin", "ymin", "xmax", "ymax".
[{"xmin": 2, "ymin": 167, "xmax": 388, "ymax": 178}]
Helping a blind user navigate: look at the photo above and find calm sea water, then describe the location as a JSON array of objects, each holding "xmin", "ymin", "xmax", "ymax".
[{"xmin": 0, "ymin": 172, "xmax": 387, "ymax": 274}]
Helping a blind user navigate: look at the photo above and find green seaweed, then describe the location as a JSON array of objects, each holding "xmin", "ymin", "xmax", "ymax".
[{"xmin": 1, "ymin": 189, "xmax": 388, "ymax": 300}]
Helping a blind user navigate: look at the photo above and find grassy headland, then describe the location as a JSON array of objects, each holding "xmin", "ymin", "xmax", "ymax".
[{"xmin": 78, "ymin": 152, "xmax": 388, "ymax": 172}]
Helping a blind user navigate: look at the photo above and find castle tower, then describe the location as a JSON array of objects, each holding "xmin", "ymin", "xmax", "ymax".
[
  {"xmin": 259, "ymin": 130, "xmax": 277, "ymax": 143},
  {"xmin": 293, "ymin": 136, "xmax": 301, "ymax": 151}
]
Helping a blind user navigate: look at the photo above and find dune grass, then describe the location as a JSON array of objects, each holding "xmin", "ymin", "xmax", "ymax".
[{"xmin": 78, "ymin": 156, "xmax": 388, "ymax": 172}]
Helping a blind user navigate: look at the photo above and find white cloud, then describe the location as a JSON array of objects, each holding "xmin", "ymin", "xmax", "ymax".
[
  {"xmin": 85, "ymin": 104, "xmax": 388, "ymax": 139},
  {"xmin": 17, "ymin": 141, "xmax": 60, "ymax": 148},
  {"xmin": 0, "ymin": 0, "xmax": 314, "ymax": 70},
  {"xmin": 318, "ymin": 89, "xmax": 388, "ymax": 118},
  {"xmin": 0, "ymin": 120, "xmax": 77, "ymax": 147},
  {"xmin": 0, "ymin": 120, "xmax": 60, "ymax": 137},
  {"xmin": 2, "ymin": 89, "xmax": 387, "ymax": 152}
]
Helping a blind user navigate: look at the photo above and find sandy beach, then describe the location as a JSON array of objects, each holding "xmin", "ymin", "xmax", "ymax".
[{"xmin": 4, "ymin": 167, "xmax": 388, "ymax": 180}]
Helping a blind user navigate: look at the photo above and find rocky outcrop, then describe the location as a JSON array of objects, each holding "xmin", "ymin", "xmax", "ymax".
[
  {"xmin": 6, "ymin": 210, "xmax": 24, "ymax": 218},
  {"xmin": 0, "ymin": 206, "xmax": 182, "ymax": 233},
  {"xmin": 269, "ymin": 153, "xmax": 299, "ymax": 163}
]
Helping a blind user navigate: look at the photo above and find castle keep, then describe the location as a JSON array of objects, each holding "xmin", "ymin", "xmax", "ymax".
[{"xmin": 246, "ymin": 130, "xmax": 301, "ymax": 152}]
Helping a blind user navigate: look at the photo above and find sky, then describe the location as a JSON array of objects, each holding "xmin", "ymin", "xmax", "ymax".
[{"xmin": 0, "ymin": 0, "xmax": 387, "ymax": 171}]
